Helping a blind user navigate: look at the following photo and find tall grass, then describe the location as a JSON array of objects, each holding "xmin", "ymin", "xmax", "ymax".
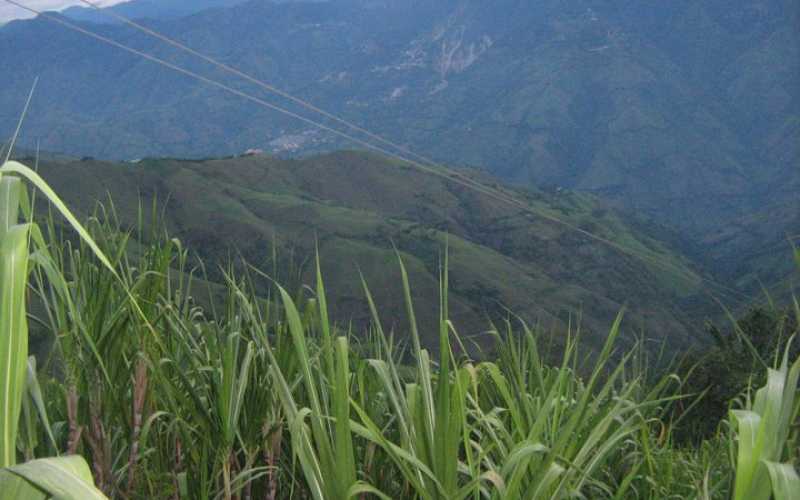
[
  {"xmin": 0, "ymin": 174, "xmax": 28, "ymax": 467},
  {"xmin": 0, "ymin": 159, "xmax": 109, "ymax": 498},
  {"xmin": 1, "ymin": 158, "xmax": 798, "ymax": 498},
  {"xmin": 730, "ymin": 336, "xmax": 800, "ymax": 500}
]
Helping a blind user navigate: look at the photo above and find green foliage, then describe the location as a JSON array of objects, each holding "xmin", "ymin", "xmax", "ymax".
[
  {"xmin": 29, "ymin": 152, "xmax": 708, "ymax": 351},
  {"xmin": 0, "ymin": 456, "xmax": 106, "ymax": 499},
  {"xmin": 0, "ymin": 160, "xmax": 109, "ymax": 497},
  {"xmin": 2, "ymin": 1, "xmax": 796, "ymax": 258},
  {"xmin": 677, "ymin": 307, "xmax": 799, "ymax": 441},
  {"xmin": 0, "ymin": 177, "xmax": 29, "ymax": 467},
  {"xmin": 2, "ymin": 158, "xmax": 797, "ymax": 498},
  {"xmin": 18, "ymin": 201, "xmax": 796, "ymax": 498},
  {"xmin": 730, "ymin": 343, "xmax": 800, "ymax": 500}
]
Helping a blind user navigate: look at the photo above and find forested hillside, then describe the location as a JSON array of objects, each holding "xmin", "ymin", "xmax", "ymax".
[
  {"xmin": 26, "ymin": 150, "xmax": 716, "ymax": 350},
  {"xmin": 2, "ymin": 0, "xmax": 796, "ymax": 295}
]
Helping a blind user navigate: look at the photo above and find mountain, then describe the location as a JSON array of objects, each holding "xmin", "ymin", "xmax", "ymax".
[
  {"xmin": 1, "ymin": 0, "xmax": 796, "ymax": 293},
  {"xmin": 61, "ymin": 0, "xmax": 252, "ymax": 24},
  {"xmin": 21, "ymin": 150, "xmax": 717, "ymax": 351},
  {"xmin": 701, "ymin": 194, "xmax": 800, "ymax": 297}
]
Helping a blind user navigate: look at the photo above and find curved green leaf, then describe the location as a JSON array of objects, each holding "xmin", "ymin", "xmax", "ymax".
[
  {"xmin": 0, "ymin": 456, "xmax": 107, "ymax": 500},
  {"xmin": 764, "ymin": 461, "xmax": 800, "ymax": 500}
]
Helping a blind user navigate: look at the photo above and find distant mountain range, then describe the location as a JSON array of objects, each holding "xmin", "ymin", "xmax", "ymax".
[
  {"xmin": 24, "ymin": 150, "xmax": 718, "ymax": 350},
  {"xmin": 61, "ymin": 0, "xmax": 252, "ymax": 23},
  {"xmin": 1, "ymin": 0, "xmax": 797, "ymax": 298}
]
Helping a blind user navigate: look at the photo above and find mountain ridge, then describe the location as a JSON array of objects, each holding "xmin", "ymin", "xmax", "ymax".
[
  {"xmin": 61, "ymin": 0, "xmax": 253, "ymax": 23},
  {"xmin": 2, "ymin": 1, "xmax": 794, "ymax": 229},
  {"xmin": 21, "ymin": 149, "xmax": 722, "ymax": 351},
  {"xmin": 1, "ymin": 0, "xmax": 796, "ymax": 299}
]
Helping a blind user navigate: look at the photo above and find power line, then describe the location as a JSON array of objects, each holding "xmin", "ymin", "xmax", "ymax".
[
  {"xmin": 2, "ymin": 0, "xmax": 757, "ymax": 307},
  {"xmin": 2, "ymin": 0, "xmax": 753, "ymax": 306},
  {"xmin": 72, "ymin": 0, "xmax": 544, "ymax": 230},
  {"xmin": 75, "ymin": 0, "xmax": 447, "ymax": 173},
  {"xmin": 67, "ymin": 1, "xmax": 767, "ymax": 306}
]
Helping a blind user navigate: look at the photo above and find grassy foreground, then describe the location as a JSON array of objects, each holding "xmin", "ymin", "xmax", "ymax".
[{"xmin": 0, "ymin": 160, "xmax": 798, "ymax": 499}]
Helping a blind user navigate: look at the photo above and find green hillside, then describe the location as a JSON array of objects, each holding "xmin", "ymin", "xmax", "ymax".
[
  {"xmin": 1, "ymin": 0, "xmax": 796, "ymax": 237},
  {"xmin": 1, "ymin": 1, "xmax": 796, "ymax": 300},
  {"xmin": 1, "ymin": 2, "xmax": 798, "ymax": 497},
  {"xmin": 27, "ymin": 150, "xmax": 714, "ymax": 350},
  {"xmin": 3, "ymin": 154, "xmax": 798, "ymax": 500}
]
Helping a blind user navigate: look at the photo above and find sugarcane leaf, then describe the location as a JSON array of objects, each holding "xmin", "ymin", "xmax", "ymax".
[{"xmin": 0, "ymin": 456, "xmax": 107, "ymax": 500}]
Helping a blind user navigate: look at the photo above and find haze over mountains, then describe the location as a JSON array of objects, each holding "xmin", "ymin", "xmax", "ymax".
[
  {"xmin": 1, "ymin": 0, "xmax": 798, "ymax": 335},
  {"xmin": 61, "ymin": 0, "xmax": 249, "ymax": 23}
]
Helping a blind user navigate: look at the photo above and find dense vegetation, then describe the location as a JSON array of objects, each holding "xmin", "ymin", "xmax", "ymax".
[
  {"xmin": 61, "ymin": 0, "xmax": 247, "ymax": 23},
  {"xmin": 29, "ymin": 152, "xmax": 709, "ymax": 350},
  {"xmin": 2, "ymin": 0, "xmax": 797, "ymax": 299},
  {"xmin": 3, "ymin": 1, "xmax": 797, "ymax": 228},
  {"xmin": 1, "ymin": 160, "xmax": 798, "ymax": 498},
  {"xmin": 0, "ymin": 3, "xmax": 796, "ymax": 498}
]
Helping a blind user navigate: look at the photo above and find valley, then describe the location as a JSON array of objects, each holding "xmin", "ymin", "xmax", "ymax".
[
  {"xmin": 26, "ymin": 150, "xmax": 719, "ymax": 351},
  {"xmin": 1, "ymin": 0, "xmax": 796, "ymax": 301},
  {"xmin": 0, "ymin": 2, "xmax": 798, "ymax": 498}
]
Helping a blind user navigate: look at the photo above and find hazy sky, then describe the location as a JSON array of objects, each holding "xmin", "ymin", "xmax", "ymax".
[{"xmin": 0, "ymin": 0, "xmax": 125, "ymax": 22}]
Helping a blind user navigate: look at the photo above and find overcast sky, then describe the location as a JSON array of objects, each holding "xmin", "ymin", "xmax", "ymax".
[{"xmin": 0, "ymin": 0, "xmax": 125, "ymax": 22}]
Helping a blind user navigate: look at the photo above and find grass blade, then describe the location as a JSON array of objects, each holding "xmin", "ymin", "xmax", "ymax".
[
  {"xmin": 0, "ymin": 225, "xmax": 30, "ymax": 467},
  {"xmin": 0, "ymin": 456, "xmax": 106, "ymax": 499}
]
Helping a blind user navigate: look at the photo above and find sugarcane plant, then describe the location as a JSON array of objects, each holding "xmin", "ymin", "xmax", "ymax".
[
  {"xmin": 0, "ymin": 158, "xmax": 110, "ymax": 499},
  {"xmin": 0, "ymin": 115, "xmax": 796, "ymax": 498},
  {"xmin": 728, "ymin": 320, "xmax": 800, "ymax": 500}
]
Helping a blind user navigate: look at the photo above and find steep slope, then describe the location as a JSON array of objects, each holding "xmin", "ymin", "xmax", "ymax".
[
  {"xmin": 61, "ymin": 0, "xmax": 252, "ymax": 23},
  {"xmin": 701, "ymin": 196, "xmax": 799, "ymax": 297},
  {"xmin": 1, "ymin": 1, "xmax": 795, "ymax": 231},
  {"xmin": 1, "ymin": 0, "xmax": 795, "ymax": 295},
  {"xmin": 26, "ymin": 150, "xmax": 714, "ymax": 350}
]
